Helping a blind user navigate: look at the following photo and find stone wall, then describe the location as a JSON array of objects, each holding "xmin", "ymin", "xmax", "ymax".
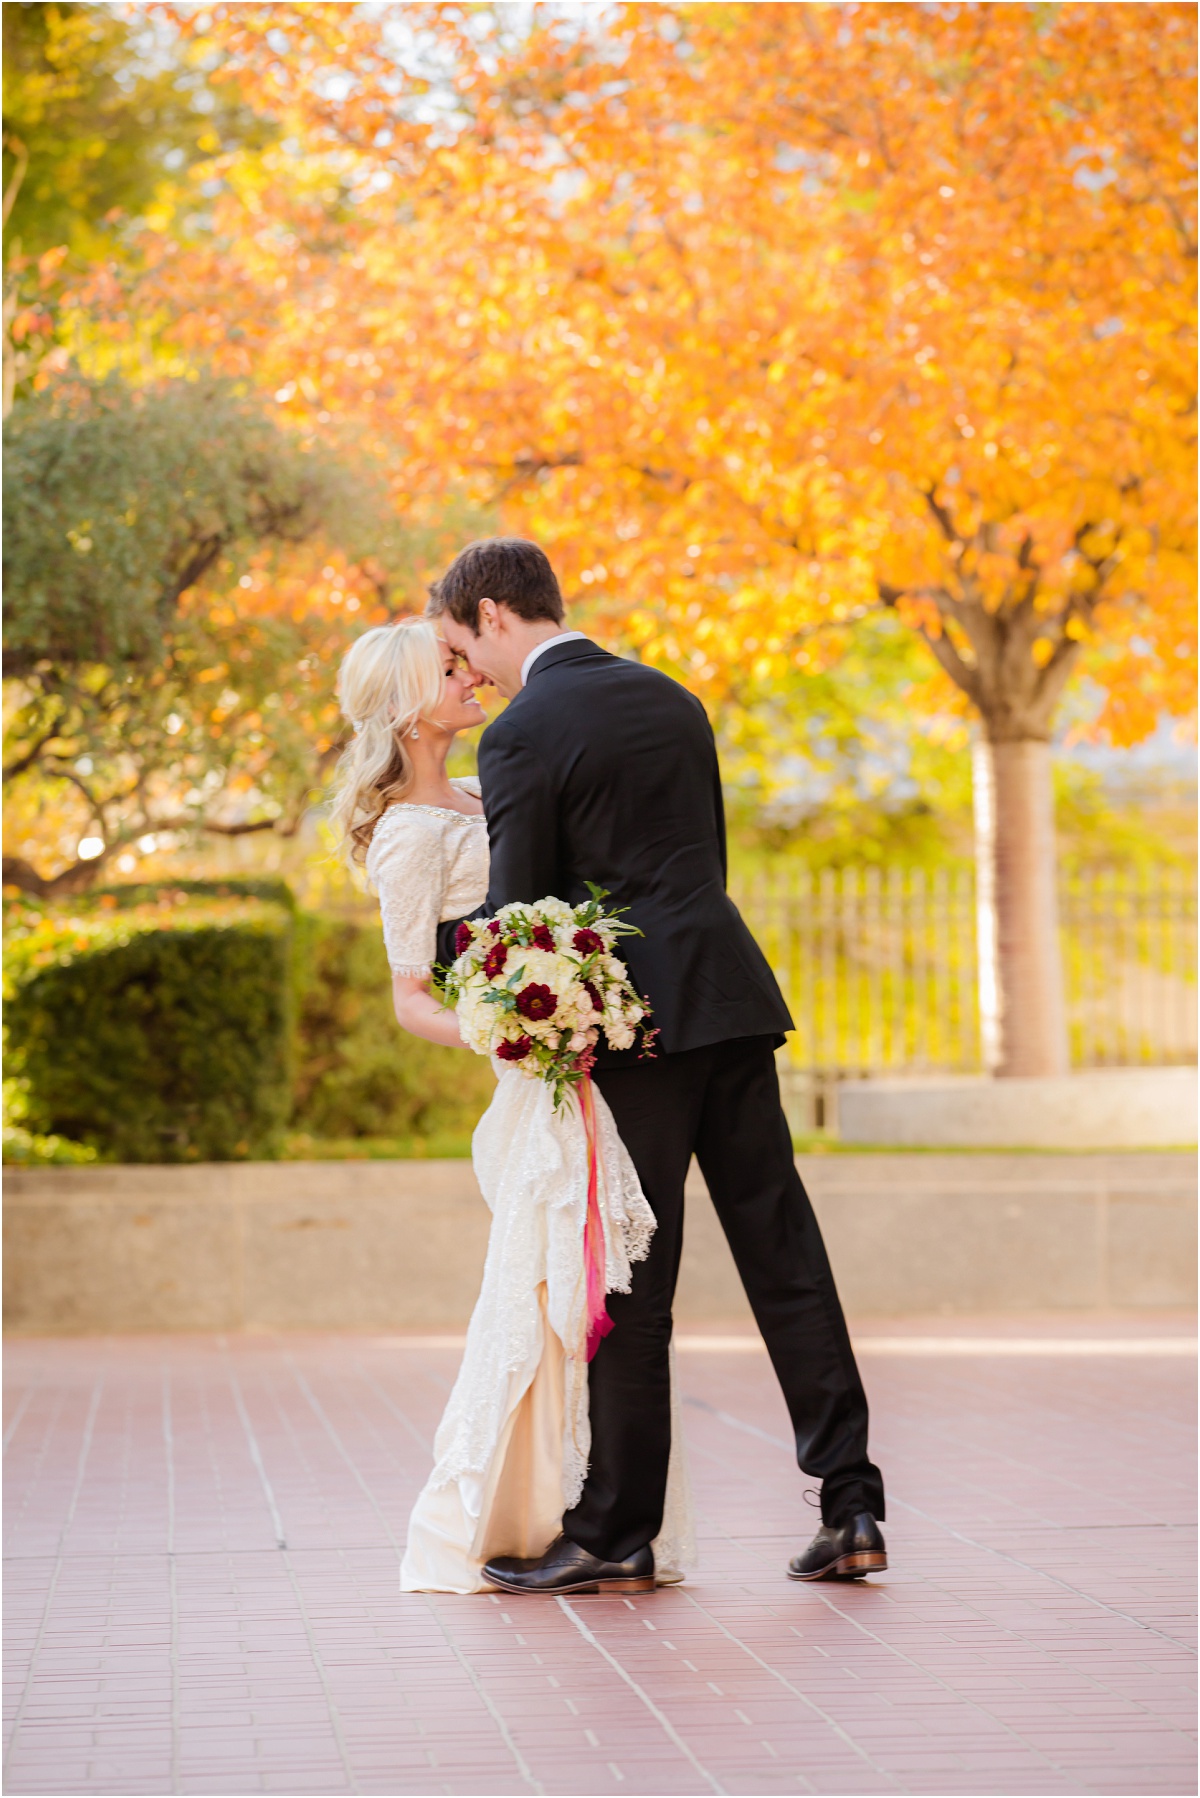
[
  {"xmin": 837, "ymin": 1068, "xmax": 1197, "ymax": 1148},
  {"xmin": 5, "ymin": 1153, "xmax": 1194, "ymax": 1333}
]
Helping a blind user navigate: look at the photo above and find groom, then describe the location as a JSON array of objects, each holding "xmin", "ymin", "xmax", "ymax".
[{"xmin": 429, "ymin": 538, "xmax": 886, "ymax": 1592}]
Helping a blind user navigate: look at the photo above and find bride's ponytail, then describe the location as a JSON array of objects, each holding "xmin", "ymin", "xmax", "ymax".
[{"xmin": 329, "ymin": 619, "xmax": 445, "ymax": 865}]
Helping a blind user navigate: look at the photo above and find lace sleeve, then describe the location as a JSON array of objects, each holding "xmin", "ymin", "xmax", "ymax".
[{"xmin": 367, "ymin": 810, "xmax": 448, "ymax": 978}]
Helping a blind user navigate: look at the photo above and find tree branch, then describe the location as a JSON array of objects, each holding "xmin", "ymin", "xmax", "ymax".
[
  {"xmin": 878, "ymin": 580, "xmax": 983, "ymax": 708},
  {"xmin": 158, "ymin": 533, "xmax": 228, "ymax": 619},
  {"xmin": 921, "ymin": 486, "xmax": 964, "ymax": 545},
  {"xmin": 151, "ymin": 813, "xmax": 282, "ymax": 838},
  {"xmin": 1029, "ymin": 633, "xmax": 1084, "ymax": 720},
  {"xmin": 1, "ymin": 849, "xmax": 115, "ymax": 899},
  {"xmin": 3, "ymin": 723, "xmax": 64, "ymax": 783},
  {"xmin": 41, "ymin": 763, "xmax": 136, "ymax": 819},
  {"xmin": 914, "ymin": 619, "xmax": 983, "ymax": 710},
  {"xmin": 2, "ymin": 133, "xmax": 29, "ymax": 230}
]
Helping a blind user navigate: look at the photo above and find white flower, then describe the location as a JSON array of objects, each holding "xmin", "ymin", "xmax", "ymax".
[
  {"xmin": 537, "ymin": 897, "xmax": 575, "ymax": 929},
  {"xmin": 505, "ymin": 946, "xmax": 560, "ymax": 982}
]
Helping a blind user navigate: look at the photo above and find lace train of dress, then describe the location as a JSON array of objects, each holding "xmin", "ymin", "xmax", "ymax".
[{"xmin": 400, "ymin": 1065, "xmax": 697, "ymax": 1593}]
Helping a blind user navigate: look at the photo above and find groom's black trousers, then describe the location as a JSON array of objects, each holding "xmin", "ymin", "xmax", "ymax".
[{"xmin": 565, "ymin": 1035, "xmax": 885, "ymax": 1564}]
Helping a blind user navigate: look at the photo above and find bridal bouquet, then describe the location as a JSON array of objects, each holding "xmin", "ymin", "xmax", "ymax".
[{"xmin": 438, "ymin": 886, "xmax": 655, "ymax": 1107}]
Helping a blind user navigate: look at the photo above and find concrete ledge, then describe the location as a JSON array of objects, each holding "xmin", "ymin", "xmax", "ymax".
[
  {"xmin": 4, "ymin": 1152, "xmax": 1195, "ymax": 1332},
  {"xmin": 838, "ymin": 1067, "xmax": 1197, "ymax": 1149}
]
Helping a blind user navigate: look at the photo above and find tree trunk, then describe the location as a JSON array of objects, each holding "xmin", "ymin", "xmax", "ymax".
[{"xmin": 972, "ymin": 736, "xmax": 1068, "ymax": 1077}]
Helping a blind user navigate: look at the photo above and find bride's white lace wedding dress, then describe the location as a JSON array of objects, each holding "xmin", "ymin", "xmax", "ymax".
[{"xmin": 367, "ymin": 781, "xmax": 696, "ymax": 1594}]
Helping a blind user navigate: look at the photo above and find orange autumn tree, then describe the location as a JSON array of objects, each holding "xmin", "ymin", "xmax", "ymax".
[{"xmin": 92, "ymin": 1, "xmax": 1196, "ymax": 1074}]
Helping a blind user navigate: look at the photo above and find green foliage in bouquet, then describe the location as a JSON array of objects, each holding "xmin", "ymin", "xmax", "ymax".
[
  {"xmin": 4, "ymin": 896, "xmax": 293, "ymax": 1162},
  {"xmin": 290, "ymin": 914, "xmax": 494, "ymax": 1144}
]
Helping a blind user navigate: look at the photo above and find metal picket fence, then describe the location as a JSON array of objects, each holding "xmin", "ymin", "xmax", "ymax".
[
  {"xmin": 299, "ymin": 852, "xmax": 1196, "ymax": 1082},
  {"xmin": 730, "ymin": 861, "xmax": 1197, "ymax": 1078}
]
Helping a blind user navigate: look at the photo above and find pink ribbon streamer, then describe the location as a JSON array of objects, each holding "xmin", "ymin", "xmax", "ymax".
[{"xmin": 578, "ymin": 1074, "xmax": 614, "ymax": 1361}]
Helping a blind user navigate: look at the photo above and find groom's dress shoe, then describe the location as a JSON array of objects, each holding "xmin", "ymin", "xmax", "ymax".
[
  {"xmin": 787, "ymin": 1511, "xmax": 887, "ymax": 1582},
  {"xmin": 483, "ymin": 1535, "xmax": 655, "ymax": 1595}
]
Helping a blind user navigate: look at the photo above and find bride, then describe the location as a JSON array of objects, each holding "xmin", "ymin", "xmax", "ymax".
[{"xmin": 330, "ymin": 618, "xmax": 694, "ymax": 1594}]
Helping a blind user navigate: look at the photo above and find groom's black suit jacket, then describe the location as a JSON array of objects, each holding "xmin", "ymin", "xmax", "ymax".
[{"xmin": 440, "ymin": 637, "xmax": 793, "ymax": 1058}]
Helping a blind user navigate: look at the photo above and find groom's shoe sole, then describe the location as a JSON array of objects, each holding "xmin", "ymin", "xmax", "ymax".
[
  {"xmin": 787, "ymin": 1550, "xmax": 887, "ymax": 1582},
  {"xmin": 482, "ymin": 1572, "xmax": 655, "ymax": 1596}
]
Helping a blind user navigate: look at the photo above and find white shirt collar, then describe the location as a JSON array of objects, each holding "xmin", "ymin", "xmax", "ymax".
[{"xmin": 520, "ymin": 631, "xmax": 589, "ymax": 687}]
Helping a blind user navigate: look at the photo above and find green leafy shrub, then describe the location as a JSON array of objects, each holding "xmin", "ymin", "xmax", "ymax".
[
  {"xmin": 3, "ymin": 374, "xmax": 383, "ymax": 675},
  {"xmin": 5, "ymin": 896, "xmax": 293, "ymax": 1162},
  {"xmin": 3, "ymin": 888, "xmax": 494, "ymax": 1163},
  {"xmin": 291, "ymin": 913, "xmax": 494, "ymax": 1144},
  {"xmin": 89, "ymin": 877, "xmax": 299, "ymax": 912},
  {"xmin": 2, "ymin": 1121, "xmax": 99, "ymax": 1165}
]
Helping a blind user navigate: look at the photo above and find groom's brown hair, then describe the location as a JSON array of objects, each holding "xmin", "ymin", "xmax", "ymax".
[{"xmin": 427, "ymin": 538, "xmax": 565, "ymax": 633}]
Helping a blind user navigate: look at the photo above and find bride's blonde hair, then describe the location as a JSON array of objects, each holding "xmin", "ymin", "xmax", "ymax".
[{"xmin": 329, "ymin": 618, "xmax": 446, "ymax": 864}]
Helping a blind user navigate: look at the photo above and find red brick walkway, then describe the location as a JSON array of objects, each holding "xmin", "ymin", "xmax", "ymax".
[{"xmin": 4, "ymin": 1320, "xmax": 1195, "ymax": 1796}]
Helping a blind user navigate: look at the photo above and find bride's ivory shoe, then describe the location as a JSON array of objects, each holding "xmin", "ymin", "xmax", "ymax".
[{"xmin": 483, "ymin": 1534, "xmax": 656, "ymax": 1595}]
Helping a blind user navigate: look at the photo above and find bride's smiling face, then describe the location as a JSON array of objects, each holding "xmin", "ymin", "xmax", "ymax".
[{"xmin": 429, "ymin": 640, "xmax": 486, "ymax": 734}]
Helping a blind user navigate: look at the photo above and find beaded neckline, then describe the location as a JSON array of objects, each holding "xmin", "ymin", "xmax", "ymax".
[{"xmin": 376, "ymin": 800, "xmax": 485, "ymax": 826}]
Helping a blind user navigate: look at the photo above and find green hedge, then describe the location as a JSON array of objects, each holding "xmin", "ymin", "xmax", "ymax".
[
  {"xmin": 3, "ymin": 887, "xmax": 494, "ymax": 1163},
  {"xmin": 290, "ymin": 913, "xmax": 494, "ymax": 1143},
  {"xmin": 5, "ymin": 897, "xmax": 293, "ymax": 1162},
  {"xmin": 89, "ymin": 876, "xmax": 298, "ymax": 912}
]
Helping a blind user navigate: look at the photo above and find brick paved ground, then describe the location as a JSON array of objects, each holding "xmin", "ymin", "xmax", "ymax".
[{"xmin": 4, "ymin": 1318, "xmax": 1195, "ymax": 1797}]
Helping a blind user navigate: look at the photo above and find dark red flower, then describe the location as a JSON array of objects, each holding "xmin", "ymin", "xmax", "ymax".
[
  {"xmin": 583, "ymin": 980, "xmax": 604, "ymax": 1013},
  {"xmin": 496, "ymin": 1035, "xmax": 532, "ymax": 1061},
  {"xmin": 531, "ymin": 923, "xmax": 556, "ymax": 952},
  {"xmin": 486, "ymin": 919, "xmax": 502, "ymax": 937},
  {"xmin": 515, "ymin": 982, "xmax": 557, "ymax": 1022},
  {"xmin": 483, "ymin": 942, "xmax": 508, "ymax": 980},
  {"xmin": 573, "ymin": 928, "xmax": 604, "ymax": 956},
  {"xmin": 454, "ymin": 922, "xmax": 473, "ymax": 955}
]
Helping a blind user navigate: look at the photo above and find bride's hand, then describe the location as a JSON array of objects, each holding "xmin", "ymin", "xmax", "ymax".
[{"xmin": 391, "ymin": 973, "xmax": 467, "ymax": 1048}]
